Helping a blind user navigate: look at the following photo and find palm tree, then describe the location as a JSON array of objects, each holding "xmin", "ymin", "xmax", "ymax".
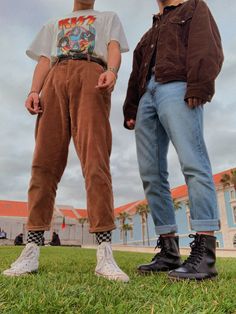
[
  {"xmin": 220, "ymin": 169, "xmax": 236, "ymax": 191},
  {"xmin": 136, "ymin": 203, "xmax": 150, "ymax": 246},
  {"xmin": 78, "ymin": 218, "xmax": 88, "ymax": 245},
  {"xmin": 173, "ymin": 198, "xmax": 182, "ymax": 211},
  {"xmin": 185, "ymin": 199, "xmax": 190, "ymax": 207},
  {"xmin": 122, "ymin": 223, "xmax": 133, "ymax": 245},
  {"xmin": 117, "ymin": 212, "xmax": 132, "ymax": 244}
]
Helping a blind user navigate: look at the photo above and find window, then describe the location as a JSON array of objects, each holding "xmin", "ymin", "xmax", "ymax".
[
  {"xmin": 233, "ymin": 234, "xmax": 236, "ymax": 248},
  {"xmin": 233, "ymin": 207, "xmax": 236, "ymax": 224},
  {"xmin": 187, "ymin": 214, "xmax": 191, "ymax": 231},
  {"xmin": 216, "ymin": 241, "xmax": 220, "ymax": 248},
  {"xmin": 230, "ymin": 189, "xmax": 235, "ymax": 200}
]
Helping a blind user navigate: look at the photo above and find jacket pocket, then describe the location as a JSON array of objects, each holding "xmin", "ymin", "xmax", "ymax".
[
  {"xmin": 169, "ymin": 15, "xmax": 193, "ymax": 46},
  {"xmin": 169, "ymin": 14, "xmax": 193, "ymax": 25}
]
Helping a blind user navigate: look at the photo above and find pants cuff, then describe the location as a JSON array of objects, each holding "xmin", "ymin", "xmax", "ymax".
[
  {"xmin": 155, "ymin": 224, "xmax": 178, "ymax": 235},
  {"xmin": 26, "ymin": 225, "xmax": 51, "ymax": 231},
  {"xmin": 89, "ymin": 224, "xmax": 116, "ymax": 234},
  {"xmin": 190, "ymin": 219, "xmax": 221, "ymax": 232}
]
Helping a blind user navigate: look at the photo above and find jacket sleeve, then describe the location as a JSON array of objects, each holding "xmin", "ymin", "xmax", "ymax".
[
  {"xmin": 123, "ymin": 41, "xmax": 143, "ymax": 129},
  {"xmin": 185, "ymin": 0, "xmax": 224, "ymax": 103}
]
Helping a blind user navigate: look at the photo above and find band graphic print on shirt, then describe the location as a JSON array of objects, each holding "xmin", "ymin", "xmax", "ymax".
[{"xmin": 57, "ymin": 15, "xmax": 97, "ymax": 56}]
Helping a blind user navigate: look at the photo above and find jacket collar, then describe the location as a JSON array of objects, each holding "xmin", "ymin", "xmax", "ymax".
[{"xmin": 153, "ymin": 2, "xmax": 184, "ymax": 23}]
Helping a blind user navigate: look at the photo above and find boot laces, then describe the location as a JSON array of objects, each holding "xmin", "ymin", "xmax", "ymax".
[
  {"xmin": 151, "ymin": 238, "xmax": 169, "ymax": 261},
  {"xmin": 183, "ymin": 234, "xmax": 206, "ymax": 267}
]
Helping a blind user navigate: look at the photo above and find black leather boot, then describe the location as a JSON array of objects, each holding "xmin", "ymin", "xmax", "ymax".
[
  {"xmin": 137, "ymin": 236, "xmax": 182, "ymax": 274},
  {"xmin": 168, "ymin": 233, "xmax": 218, "ymax": 281}
]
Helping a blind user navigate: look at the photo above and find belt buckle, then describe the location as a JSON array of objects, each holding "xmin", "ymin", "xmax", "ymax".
[{"xmin": 71, "ymin": 54, "xmax": 77, "ymax": 60}]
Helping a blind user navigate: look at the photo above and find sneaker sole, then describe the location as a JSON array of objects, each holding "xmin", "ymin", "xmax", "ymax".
[
  {"xmin": 95, "ymin": 271, "xmax": 129, "ymax": 283},
  {"xmin": 3, "ymin": 270, "xmax": 38, "ymax": 277}
]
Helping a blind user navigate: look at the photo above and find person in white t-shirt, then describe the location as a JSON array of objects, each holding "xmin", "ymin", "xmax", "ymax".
[{"xmin": 3, "ymin": 0, "xmax": 130, "ymax": 282}]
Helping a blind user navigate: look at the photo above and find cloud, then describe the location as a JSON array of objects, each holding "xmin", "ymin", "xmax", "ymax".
[{"xmin": 0, "ymin": 0, "xmax": 235, "ymax": 209}]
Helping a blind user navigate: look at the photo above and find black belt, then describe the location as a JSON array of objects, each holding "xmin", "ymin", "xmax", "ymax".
[{"xmin": 57, "ymin": 53, "xmax": 107, "ymax": 69}]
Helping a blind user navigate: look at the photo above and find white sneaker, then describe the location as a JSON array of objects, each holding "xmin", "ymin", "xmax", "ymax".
[
  {"xmin": 10, "ymin": 243, "xmax": 36, "ymax": 268},
  {"xmin": 3, "ymin": 243, "xmax": 40, "ymax": 277},
  {"xmin": 95, "ymin": 242, "xmax": 129, "ymax": 282}
]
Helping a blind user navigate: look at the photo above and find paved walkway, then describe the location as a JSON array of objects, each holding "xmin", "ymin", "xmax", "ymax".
[
  {"xmin": 83, "ymin": 244, "xmax": 236, "ymax": 258},
  {"xmin": 2, "ymin": 240, "xmax": 235, "ymax": 257}
]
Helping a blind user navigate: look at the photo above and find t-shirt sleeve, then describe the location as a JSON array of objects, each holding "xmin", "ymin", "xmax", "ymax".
[
  {"xmin": 107, "ymin": 13, "xmax": 129, "ymax": 53},
  {"xmin": 26, "ymin": 23, "xmax": 54, "ymax": 61}
]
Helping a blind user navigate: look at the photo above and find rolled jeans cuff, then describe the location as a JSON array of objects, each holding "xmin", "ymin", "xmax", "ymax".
[
  {"xmin": 155, "ymin": 224, "xmax": 178, "ymax": 235},
  {"xmin": 190, "ymin": 219, "xmax": 221, "ymax": 232}
]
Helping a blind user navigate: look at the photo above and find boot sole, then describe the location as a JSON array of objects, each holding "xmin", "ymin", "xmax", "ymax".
[
  {"xmin": 137, "ymin": 265, "xmax": 182, "ymax": 275},
  {"xmin": 137, "ymin": 269, "xmax": 170, "ymax": 275},
  {"xmin": 168, "ymin": 273, "xmax": 218, "ymax": 282}
]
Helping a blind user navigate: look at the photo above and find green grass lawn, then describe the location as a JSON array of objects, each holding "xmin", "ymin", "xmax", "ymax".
[{"xmin": 0, "ymin": 246, "xmax": 236, "ymax": 314}]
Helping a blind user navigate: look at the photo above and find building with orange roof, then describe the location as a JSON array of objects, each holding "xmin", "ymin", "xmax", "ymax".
[
  {"xmin": 0, "ymin": 169, "xmax": 236, "ymax": 248},
  {"xmin": 0, "ymin": 201, "xmax": 93, "ymax": 245},
  {"xmin": 112, "ymin": 168, "xmax": 236, "ymax": 249}
]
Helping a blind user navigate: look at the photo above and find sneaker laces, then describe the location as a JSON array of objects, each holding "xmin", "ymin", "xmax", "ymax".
[
  {"xmin": 183, "ymin": 234, "xmax": 206, "ymax": 268},
  {"xmin": 98, "ymin": 244, "xmax": 123, "ymax": 274},
  {"xmin": 13, "ymin": 248, "xmax": 28, "ymax": 263},
  {"xmin": 105, "ymin": 256, "xmax": 123, "ymax": 274},
  {"xmin": 11, "ymin": 244, "xmax": 38, "ymax": 268}
]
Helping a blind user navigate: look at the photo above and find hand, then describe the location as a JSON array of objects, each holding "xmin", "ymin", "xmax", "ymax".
[
  {"xmin": 126, "ymin": 119, "xmax": 136, "ymax": 130},
  {"xmin": 25, "ymin": 92, "xmax": 43, "ymax": 115},
  {"xmin": 187, "ymin": 97, "xmax": 204, "ymax": 109},
  {"xmin": 96, "ymin": 71, "xmax": 117, "ymax": 93}
]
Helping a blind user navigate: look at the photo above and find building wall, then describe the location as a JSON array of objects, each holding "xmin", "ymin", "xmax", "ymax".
[
  {"xmin": 1, "ymin": 185, "xmax": 236, "ymax": 248},
  {"xmin": 0, "ymin": 217, "xmax": 26, "ymax": 240},
  {"xmin": 0, "ymin": 216, "xmax": 94, "ymax": 245},
  {"xmin": 222, "ymin": 187, "xmax": 236, "ymax": 248},
  {"xmin": 112, "ymin": 187, "xmax": 235, "ymax": 249}
]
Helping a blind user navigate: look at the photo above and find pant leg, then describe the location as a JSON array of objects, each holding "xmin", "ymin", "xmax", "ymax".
[
  {"xmin": 27, "ymin": 64, "xmax": 71, "ymax": 231},
  {"xmin": 68, "ymin": 60, "xmax": 116, "ymax": 233},
  {"xmin": 155, "ymin": 80, "xmax": 220, "ymax": 232},
  {"xmin": 135, "ymin": 77, "xmax": 177, "ymax": 235}
]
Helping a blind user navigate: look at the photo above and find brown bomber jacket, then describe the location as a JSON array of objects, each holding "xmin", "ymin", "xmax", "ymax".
[{"xmin": 123, "ymin": 0, "xmax": 224, "ymax": 127}]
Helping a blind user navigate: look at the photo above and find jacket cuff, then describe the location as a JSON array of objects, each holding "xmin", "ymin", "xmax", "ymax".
[
  {"xmin": 123, "ymin": 110, "xmax": 137, "ymax": 130},
  {"xmin": 185, "ymin": 81, "xmax": 215, "ymax": 103}
]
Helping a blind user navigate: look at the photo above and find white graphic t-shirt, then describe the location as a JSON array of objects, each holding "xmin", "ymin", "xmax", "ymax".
[{"xmin": 26, "ymin": 10, "xmax": 129, "ymax": 65}]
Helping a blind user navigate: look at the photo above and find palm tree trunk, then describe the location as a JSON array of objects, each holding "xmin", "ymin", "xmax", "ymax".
[
  {"xmin": 146, "ymin": 215, "xmax": 150, "ymax": 246},
  {"xmin": 122, "ymin": 218, "xmax": 125, "ymax": 245},
  {"xmin": 125, "ymin": 230, "xmax": 127, "ymax": 245},
  {"xmin": 81, "ymin": 224, "xmax": 84, "ymax": 245},
  {"xmin": 142, "ymin": 217, "xmax": 145, "ymax": 246}
]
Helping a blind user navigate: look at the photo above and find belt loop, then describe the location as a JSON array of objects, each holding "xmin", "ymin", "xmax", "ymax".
[{"xmin": 54, "ymin": 57, "xmax": 60, "ymax": 67}]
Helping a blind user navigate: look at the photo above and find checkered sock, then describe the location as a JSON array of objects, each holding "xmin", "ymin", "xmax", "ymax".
[
  {"xmin": 96, "ymin": 231, "xmax": 112, "ymax": 245},
  {"xmin": 27, "ymin": 231, "xmax": 44, "ymax": 246}
]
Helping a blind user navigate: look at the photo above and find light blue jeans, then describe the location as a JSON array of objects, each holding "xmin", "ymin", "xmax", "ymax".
[{"xmin": 135, "ymin": 77, "xmax": 220, "ymax": 235}]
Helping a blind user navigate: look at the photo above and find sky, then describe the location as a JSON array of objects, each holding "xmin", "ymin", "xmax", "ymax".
[{"xmin": 0, "ymin": 0, "xmax": 235, "ymax": 209}]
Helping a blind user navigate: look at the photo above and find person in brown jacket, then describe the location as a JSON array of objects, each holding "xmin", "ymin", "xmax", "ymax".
[
  {"xmin": 123, "ymin": 0, "xmax": 223, "ymax": 281},
  {"xmin": 3, "ymin": 0, "xmax": 130, "ymax": 282}
]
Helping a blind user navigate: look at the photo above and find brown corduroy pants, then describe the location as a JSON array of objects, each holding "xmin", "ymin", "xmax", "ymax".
[{"xmin": 26, "ymin": 60, "xmax": 116, "ymax": 233}]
